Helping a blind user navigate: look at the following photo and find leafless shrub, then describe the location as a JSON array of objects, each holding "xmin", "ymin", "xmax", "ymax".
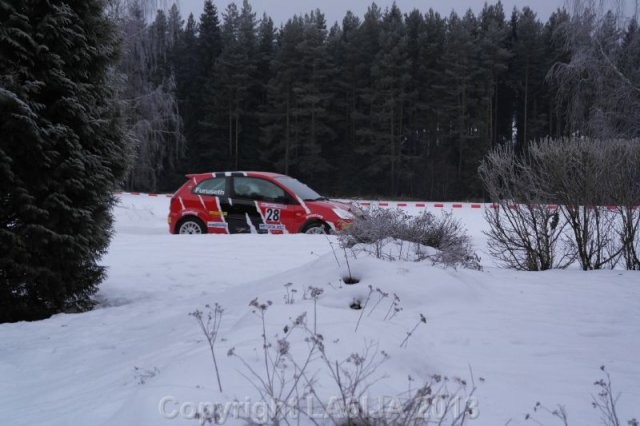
[
  {"xmin": 225, "ymin": 302, "xmax": 316, "ymax": 426},
  {"xmin": 592, "ymin": 365, "xmax": 629, "ymax": 426},
  {"xmin": 529, "ymin": 138, "xmax": 623, "ymax": 270},
  {"xmin": 615, "ymin": 205, "xmax": 640, "ymax": 270},
  {"xmin": 336, "ymin": 371, "xmax": 479, "ymax": 426},
  {"xmin": 294, "ymin": 341, "xmax": 392, "ymax": 425},
  {"xmin": 526, "ymin": 366, "xmax": 637, "ymax": 426},
  {"xmin": 340, "ymin": 208, "xmax": 480, "ymax": 270},
  {"xmin": 190, "ymin": 304, "xmax": 225, "ymax": 393},
  {"xmin": 412, "ymin": 212, "xmax": 481, "ymax": 270},
  {"xmin": 341, "ymin": 208, "xmax": 411, "ymax": 259},
  {"xmin": 479, "ymin": 146, "xmax": 573, "ymax": 271},
  {"xmin": 480, "ymin": 138, "xmax": 640, "ymax": 270},
  {"xmin": 227, "ymin": 297, "xmax": 477, "ymax": 425},
  {"xmin": 605, "ymin": 140, "xmax": 640, "ymax": 270}
]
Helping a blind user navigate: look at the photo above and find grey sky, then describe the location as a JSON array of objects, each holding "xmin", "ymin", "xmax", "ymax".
[{"xmin": 173, "ymin": 0, "xmax": 567, "ymax": 26}]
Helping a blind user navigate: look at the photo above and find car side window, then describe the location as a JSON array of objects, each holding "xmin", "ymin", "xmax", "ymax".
[
  {"xmin": 193, "ymin": 177, "xmax": 226, "ymax": 196},
  {"xmin": 233, "ymin": 177, "xmax": 289, "ymax": 203}
]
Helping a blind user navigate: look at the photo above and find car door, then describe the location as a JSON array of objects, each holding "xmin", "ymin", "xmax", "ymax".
[
  {"xmin": 229, "ymin": 177, "xmax": 303, "ymax": 234},
  {"xmin": 191, "ymin": 176, "xmax": 232, "ymax": 234}
]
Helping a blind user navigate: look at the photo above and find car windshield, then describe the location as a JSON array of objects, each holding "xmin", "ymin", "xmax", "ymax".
[{"xmin": 276, "ymin": 177, "xmax": 326, "ymax": 201}]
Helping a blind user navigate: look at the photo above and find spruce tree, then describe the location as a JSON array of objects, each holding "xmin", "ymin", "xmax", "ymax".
[
  {"xmin": 260, "ymin": 16, "xmax": 305, "ymax": 175},
  {"xmin": 414, "ymin": 9, "xmax": 450, "ymax": 199},
  {"xmin": 0, "ymin": 0, "xmax": 127, "ymax": 322},
  {"xmin": 364, "ymin": 4, "xmax": 411, "ymax": 195},
  {"xmin": 214, "ymin": 0, "xmax": 258, "ymax": 170},
  {"xmin": 509, "ymin": 7, "xmax": 546, "ymax": 149},
  {"xmin": 295, "ymin": 10, "xmax": 333, "ymax": 184},
  {"xmin": 175, "ymin": 13, "xmax": 199, "ymax": 173},
  {"xmin": 192, "ymin": 0, "xmax": 223, "ymax": 172}
]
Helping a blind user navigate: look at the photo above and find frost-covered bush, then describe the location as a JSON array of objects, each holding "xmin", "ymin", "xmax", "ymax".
[
  {"xmin": 479, "ymin": 138, "xmax": 640, "ymax": 271},
  {"xmin": 340, "ymin": 208, "xmax": 481, "ymax": 270}
]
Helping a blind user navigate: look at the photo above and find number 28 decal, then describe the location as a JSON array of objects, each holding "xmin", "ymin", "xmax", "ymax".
[{"xmin": 265, "ymin": 208, "xmax": 281, "ymax": 222}]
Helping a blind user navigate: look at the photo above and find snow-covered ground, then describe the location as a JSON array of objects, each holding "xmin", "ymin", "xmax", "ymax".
[{"xmin": 1, "ymin": 194, "xmax": 638, "ymax": 425}]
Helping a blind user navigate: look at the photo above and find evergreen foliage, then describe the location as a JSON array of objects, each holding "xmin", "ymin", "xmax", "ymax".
[
  {"xmin": 105, "ymin": 0, "xmax": 636, "ymax": 200},
  {"xmin": 0, "ymin": 0, "xmax": 127, "ymax": 322},
  {"xmin": 102, "ymin": 1, "xmax": 639, "ymax": 200}
]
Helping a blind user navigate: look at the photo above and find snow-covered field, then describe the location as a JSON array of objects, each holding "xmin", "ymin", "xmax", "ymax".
[{"xmin": 1, "ymin": 194, "xmax": 638, "ymax": 425}]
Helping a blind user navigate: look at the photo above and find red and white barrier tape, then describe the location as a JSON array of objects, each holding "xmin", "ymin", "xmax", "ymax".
[
  {"xmin": 114, "ymin": 193, "xmax": 637, "ymax": 210},
  {"xmin": 115, "ymin": 191, "xmax": 173, "ymax": 198},
  {"xmin": 353, "ymin": 201, "xmax": 638, "ymax": 210}
]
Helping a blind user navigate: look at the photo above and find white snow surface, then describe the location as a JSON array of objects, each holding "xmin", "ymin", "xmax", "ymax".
[{"xmin": 0, "ymin": 195, "xmax": 638, "ymax": 425}]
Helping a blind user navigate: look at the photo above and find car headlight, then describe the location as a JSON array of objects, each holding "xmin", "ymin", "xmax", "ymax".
[
  {"xmin": 349, "ymin": 204, "xmax": 365, "ymax": 217},
  {"xmin": 333, "ymin": 208, "xmax": 354, "ymax": 220}
]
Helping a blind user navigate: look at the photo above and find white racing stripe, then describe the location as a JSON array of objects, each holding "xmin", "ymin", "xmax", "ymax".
[
  {"xmin": 254, "ymin": 201, "xmax": 270, "ymax": 234},
  {"xmin": 214, "ymin": 196, "xmax": 229, "ymax": 234},
  {"xmin": 197, "ymin": 195, "xmax": 207, "ymax": 210},
  {"xmin": 178, "ymin": 196, "xmax": 185, "ymax": 210},
  {"xmin": 245, "ymin": 213, "xmax": 257, "ymax": 234},
  {"xmin": 296, "ymin": 195, "xmax": 311, "ymax": 215}
]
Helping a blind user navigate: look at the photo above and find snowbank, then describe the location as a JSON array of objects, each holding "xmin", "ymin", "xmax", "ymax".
[{"xmin": 0, "ymin": 194, "xmax": 638, "ymax": 425}]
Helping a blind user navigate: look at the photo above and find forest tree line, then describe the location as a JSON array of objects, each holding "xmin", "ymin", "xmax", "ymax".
[{"xmin": 110, "ymin": 0, "xmax": 640, "ymax": 200}]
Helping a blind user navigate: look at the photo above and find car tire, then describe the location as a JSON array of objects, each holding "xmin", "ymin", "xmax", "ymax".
[
  {"xmin": 302, "ymin": 221, "xmax": 329, "ymax": 235},
  {"xmin": 177, "ymin": 217, "xmax": 206, "ymax": 235}
]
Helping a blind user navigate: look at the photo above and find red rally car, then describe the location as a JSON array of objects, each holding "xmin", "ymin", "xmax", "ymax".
[{"xmin": 168, "ymin": 171, "xmax": 356, "ymax": 235}]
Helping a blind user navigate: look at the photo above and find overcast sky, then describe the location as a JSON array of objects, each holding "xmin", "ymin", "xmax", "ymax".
[{"xmin": 173, "ymin": 0, "xmax": 567, "ymax": 26}]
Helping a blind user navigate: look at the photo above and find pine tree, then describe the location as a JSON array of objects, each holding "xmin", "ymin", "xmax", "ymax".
[
  {"xmin": 294, "ymin": 10, "xmax": 333, "ymax": 183},
  {"xmin": 418, "ymin": 9, "xmax": 452, "ymax": 199},
  {"xmin": 362, "ymin": 4, "xmax": 412, "ymax": 195},
  {"xmin": 0, "ymin": 0, "xmax": 127, "ymax": 322},
  {"xmin": 352, "ymin": 4, "xmax": 384, "ymax": 194},
  {"xmin": 214, "ymin": 0, "xmax": 258, "ymax": 170},
  {"xmin": 325, "ymin": 11, "xmax": 364, "ymax": 193},
  {"xmin": 190, "ymin": 0, "xmax": 223, "ymax": 172},
  {"xmin": 260, "ymin": 16, "xmax": 305, "ymax": 175},
  {"xmin": 509, "ymin": 7, "xmax": 546, "ymax": 149},
  {"xmin": 542, "ymin": 8, "xmax": 571, "ymax": 139},
  {"xmin": 236, "ymin": 0, "xmax": 260, "ymax": 169},
  {"xmin": 439, "ymin": 11, "xmax": 479, "ymax": 196},
  {"xmin": 175, "ymin": 13, "xmax": 200, "ymax": 173},
  {"xmin": 478, "ymin": 2, "xmax": 511, "ymax": 147}
]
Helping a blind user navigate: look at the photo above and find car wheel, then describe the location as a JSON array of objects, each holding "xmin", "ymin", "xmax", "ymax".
[
  {"xmin": 178, "ymin": 218, "xmax": 206, "ymax": 235},
  {"xmin": 303, "ymin": 222, "xmax": 328, "ymax": 235}
]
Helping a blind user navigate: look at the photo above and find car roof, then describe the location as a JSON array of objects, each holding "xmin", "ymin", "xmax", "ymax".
[{"xmin": 185, "ymin": 171, "xmax": 289, "ymax": 180}]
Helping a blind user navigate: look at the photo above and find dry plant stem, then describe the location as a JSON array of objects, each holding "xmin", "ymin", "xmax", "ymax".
[
  {"xmin": 367, "ymin": 289, "xmax": 388, "ymax": 317},
  {"xmin": 191, "ymin": 305, "xmax": 224, "ymax": 393},
  {"xmin": 400, "ymin": 314, "xmax": 426, "ymax": 348},
  {"xmin": 355, "ymin": 286, "xmax": 373, "ymax": 332},
  {"xmin": 343, "ymin": 246, "xmax": 353, "ymax": 281},
  {"xmin": 323, "ymin": 233, "xmax": 342, "ymax": 268}
]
